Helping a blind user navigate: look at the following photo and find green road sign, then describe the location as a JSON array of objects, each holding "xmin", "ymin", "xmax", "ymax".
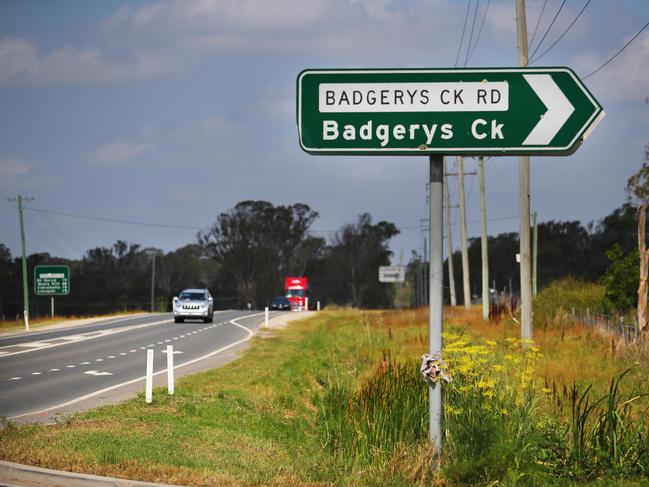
[
  {"xmin": 297, "ymin": 67, "xmax": 604, "ymax": 156},
  {"xmin": 34, "ymin": 265, "xmax": 70, "ymax": 296}
]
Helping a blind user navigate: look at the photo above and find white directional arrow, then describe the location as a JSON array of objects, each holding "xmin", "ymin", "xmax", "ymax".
[
  {"xmin": 523, "ymin": 74, "xmax": 575, "ymax": 146},
  {"xmin": 84, "ymin": 370, "xmax": 113, "ymax": 376}
]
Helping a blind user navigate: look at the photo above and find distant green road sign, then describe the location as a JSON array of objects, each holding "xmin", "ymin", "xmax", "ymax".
[
  {"xmin": 297, "ymin": 67, "xmax": 604, "ymax": 156},
  {"xmin": 35, "ymin": 265, "xmax": 70, "ymax": 296}
]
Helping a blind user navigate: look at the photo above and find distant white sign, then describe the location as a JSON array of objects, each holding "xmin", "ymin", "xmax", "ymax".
[{"xmin": 379, "ymin": 265, "xmax": 405, "ymax": 283}]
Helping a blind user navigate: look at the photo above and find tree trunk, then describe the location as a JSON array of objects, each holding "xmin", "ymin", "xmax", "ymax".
[{"xmin": 638, "ymin": 205, "xmax": 648, "ymax": 333}]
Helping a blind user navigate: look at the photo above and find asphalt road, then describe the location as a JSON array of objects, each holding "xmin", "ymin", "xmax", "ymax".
[{"xmin": 0, "ymin": 310, "xmax": 277, "ymax": 419}]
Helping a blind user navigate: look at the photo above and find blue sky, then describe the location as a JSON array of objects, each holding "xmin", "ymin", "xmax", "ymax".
[{"xmin": 1, "ymin": 0, "xmax": 648, "ymax": 264}]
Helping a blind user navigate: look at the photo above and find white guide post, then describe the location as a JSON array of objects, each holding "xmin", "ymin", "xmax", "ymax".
[
  {"xmin": 264, "ymin": 307, "xmax": 269, "ymax": 328},
  {"xmin": 145, "ymin": 349, "xmax": 154, "ymax": 404},
  {"xmin": 167, "ymin": 345, "xmax": 174, "ymax": 395}
]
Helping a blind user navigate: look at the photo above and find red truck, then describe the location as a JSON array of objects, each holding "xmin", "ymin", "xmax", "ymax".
[{"xmin": 284, "ymin": 277, "xmax": 308, "ymax": 311}]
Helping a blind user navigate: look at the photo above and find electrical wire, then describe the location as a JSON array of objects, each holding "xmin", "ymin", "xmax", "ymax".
[
  {"xmin": 466, "ymin": 0, "xmax": 491, "ymax": 64},
  {"xmin": 454, "ymin": 0, "xmax": 473, "ymax": 67},
  {"xmin": 529, "ymin": 0, "xmax": 592, "ymax": 64},
  {"xmin": 30, "ymin": 200, "xmax": 86, "ymax": 257},
  {"xmin": 527, "ymin": 0, "xmax": 567, "ymax": 62},
  {"xmin": 583, "ymin": 20, "xmax": 649, "ymax": 79},
  {"xmin": 23, "ymin": 206, "xmax": 205, "ymax": 231},
  {"xmin": 528, "ymin": 0, "xmax": 549, "ymax": 52},
  {"xmin": 463, "ymin": 0, "xmax": 481, "ymax": 66}
]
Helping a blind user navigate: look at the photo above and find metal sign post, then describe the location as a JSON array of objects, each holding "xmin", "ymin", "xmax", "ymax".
[{"xmin": 428, "ymin": 155, "xmax": 444, "ymax": 449}]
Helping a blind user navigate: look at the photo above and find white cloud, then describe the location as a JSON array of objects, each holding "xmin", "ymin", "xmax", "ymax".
[
  {"xmin": 0, "ymin": 37, "xmax": 173, "ymax": 85},
  {"xmin": 575, "ymin": 32, "xmax": 649, "ymax": 102},
  {"xmin": 88, "ymin": 142, "xmax": 154, "ymax": 166},
  {"xmin": 0, "ymin": 156, "xmax": 32, "ymax": 179}
]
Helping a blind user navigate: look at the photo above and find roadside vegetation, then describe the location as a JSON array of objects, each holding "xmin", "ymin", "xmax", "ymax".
[
  {"xmin": 2, "ymin": 302, "xmax": 649, "ymax": 486},
  {"xmin": 0, "ymin": 310, "xmax": 147, "ymax": 334}
]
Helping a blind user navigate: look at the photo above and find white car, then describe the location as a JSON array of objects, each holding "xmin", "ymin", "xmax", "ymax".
[{"xmin": 173, "ymin": 288, "xmax": 214, "ymax": 323}]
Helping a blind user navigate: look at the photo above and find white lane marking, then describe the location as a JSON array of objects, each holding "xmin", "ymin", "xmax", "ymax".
[
  {"xmin": 8, "ymin": 377, "xmax": 22, "ymax": 380},
  {"xmin": 130, "ymin": 349, "xmax": 137, "ymax": 353},
  {"xmin": 119, "ymin": 352, "xmax": 127, "ymax": 356},
  {"xmin": 164, "ymin": 339, "xmax": 171, "ymax": 343},
  {"xmin": 80, "ymin": 361, "xmax": 90, "ymax": 365},
  {"xmin": 95, "ymin": 359, "xmax": 104, "ymax": 362},
  {"xmin": 148, "ymin": 344, "xmax": 155, "ymax": 347},
  {"xmin": 66, "ymin": 365, "xmax": 75, "ymax": 368},
  {"xmin": 140, "ymin": 347, "xmax": 146, "ymax": 350},
  {"xmin": 157, "ymin": 341, "xmax": 163, "ymax": 345},
  {"xmin": 0, "ymin": 317, "xmax": 174, "ymax": 358},
  {"xmin": 84, "ymin": 370, "xmax": 113, "ymax": 376},
  {"xmin": 180, "ymin": 335, "xmax": 185, "ymax": 338},
  {"xmin": 173, "ymin": 337, "xmax": 179, "ymax": 340},
  {"xmin": 9, "ymin": 312, "xmax": 262, "ymax": 420},
  {"xmin": 31, "ymin": 372, "xmax": 41, "ymax": 375},
  {"xmin": 161, "ymin": 349, "xmax": 183, "ymax": 354},
  {"xmin": 49, "ymin": 368, "xmax": 60, "ymax": 372},
  {"xmin": 107, "ymin": 355, "xmax": 116, "ymax": 359}
]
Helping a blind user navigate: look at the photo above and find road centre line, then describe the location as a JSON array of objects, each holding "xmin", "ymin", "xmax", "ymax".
[
  {"xmin": 4, "ymin": 314, "xmax": 247, "ymax": 381},
  {"xmin": 8, "ymin": 312, "xmax": 262, "ymax": 420}
]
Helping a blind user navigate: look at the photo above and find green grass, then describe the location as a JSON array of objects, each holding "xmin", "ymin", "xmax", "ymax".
[{"xmin": 1, "ymin": 307, "xmax": 649, "ymax": 486}]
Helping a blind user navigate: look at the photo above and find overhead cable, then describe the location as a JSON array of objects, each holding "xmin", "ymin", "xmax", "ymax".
[
  {"xmin": 454, "ymin": 0, "xmax": 473, "ymax": 66},
  {"xmin": 466, "ymin": 0, "xmax": 491, "ymax": 64},
  {"xmin": 583, "ymin": 20, "xmax": 649, "ymax": 79},
  {"xmin": 463, "ymin": 0, "xmax": 481, "ymax": 66},
  {"xmin": 528, "ymin": 0, "xmax": 549, "ymax": 52},
  {"xmin": 529, "ymin": 0, "xmax": 592, "ymax": 64},
  {"xmin": 527, "ymin": 0, "xmax": 567, "ymax": 62},
  {"xmin": 23, "ymin": 206, "xmax": 205, "ymax": 231}
]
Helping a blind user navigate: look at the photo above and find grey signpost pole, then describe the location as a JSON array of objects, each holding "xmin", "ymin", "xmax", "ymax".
[{"xmin": 429, "ymin": 155, "xmax": 444, "ymax": 451}]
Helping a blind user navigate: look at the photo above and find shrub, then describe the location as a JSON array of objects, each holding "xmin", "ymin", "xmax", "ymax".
[{"xmin": 534, "ymin": 277, "xmax": 606, "ymax": 329}]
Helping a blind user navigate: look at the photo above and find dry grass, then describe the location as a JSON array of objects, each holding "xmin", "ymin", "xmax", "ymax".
[{"xmin": 0, "ymin": 310, "xmax": 147, "ymax": 333}]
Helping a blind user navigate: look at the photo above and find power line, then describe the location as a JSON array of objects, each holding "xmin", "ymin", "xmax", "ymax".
[
  {"xmin": 528, "ymin": 0, "xmax": 549, "ymax": 52},
  {"xmin": 30, "ymin": 200, "xmax": 86, "ymax": 257},
  {"xmin": 466, "ymin": 0, "xmax": 491, "ymax": 64},
  {"xmin": 583, "ymin": 20, "xmax": 649, "ymax": 80},
  {"xmin": 530, "ymin": 0, "xmax": 592, "ymax": 64},
  {"xmin": 454, "ymin": 0, "xmax": 473, "ymax": 67},
  {"xmin": 463, "ymin": 0, "xmax": 481, "ymax": 66},
  {"xmin": 23, "ymin": 206, "xmax": 205, "ymax": 231},
  {"xmin": 527, "ymin": 0, "xmax": 567, "ymax": 62}
]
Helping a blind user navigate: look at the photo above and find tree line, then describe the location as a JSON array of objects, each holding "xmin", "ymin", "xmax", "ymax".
[
  {"xmin": 406, "ymin": 202, "xmax": 642, "ymax": 308},
  {"xmin": 0, "ymin": 201, "xmax": 398, "ymax": 319},
  {"xmin": 0, "ymin": 198, "xmax": 643, "ymax": 320}
]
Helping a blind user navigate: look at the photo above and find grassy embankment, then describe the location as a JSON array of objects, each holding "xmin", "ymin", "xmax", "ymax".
[
  {"xmin": 0, "ymin": 310, "xmax": 148, "ymax": 334},
  {"xmin": 1, "ymin": 305, "xmax": 649, "ymax": 486}
]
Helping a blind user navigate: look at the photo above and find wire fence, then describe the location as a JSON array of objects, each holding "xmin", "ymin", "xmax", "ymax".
[{"xmin": 570, "ymin": 309, "xmax": 639, "ymax": 343}]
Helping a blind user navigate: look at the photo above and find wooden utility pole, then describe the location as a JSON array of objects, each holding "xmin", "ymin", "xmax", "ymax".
[
  {"xmin": 532, "ymin": 211, "xmax": 538, "ymax": 296},
  {"xmin": 479, "ymin": 157, "xmax": 489, "ymax": 320},
  {"xmin": 516, "ymin": 0, "xmax": 533, "ymax": 341},
  {"xmin": 8, "ymin": 196, "xmax": 32, "ymax": 330},
  {"xmin": 638, "ymin": 205, "xmax": 648, "ymax": 333},
  {"xmin": 443, "ymin": 158, "xmax": 458, "ymax": 306},
  {"xmin": 457, "ymin": 156, "xmax": 471, "ymax": 308}
]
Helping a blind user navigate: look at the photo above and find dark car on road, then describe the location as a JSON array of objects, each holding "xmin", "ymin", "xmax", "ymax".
[{"xmin": 270, "ymin": 296, "xmax": 291, "ymax": 310}]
